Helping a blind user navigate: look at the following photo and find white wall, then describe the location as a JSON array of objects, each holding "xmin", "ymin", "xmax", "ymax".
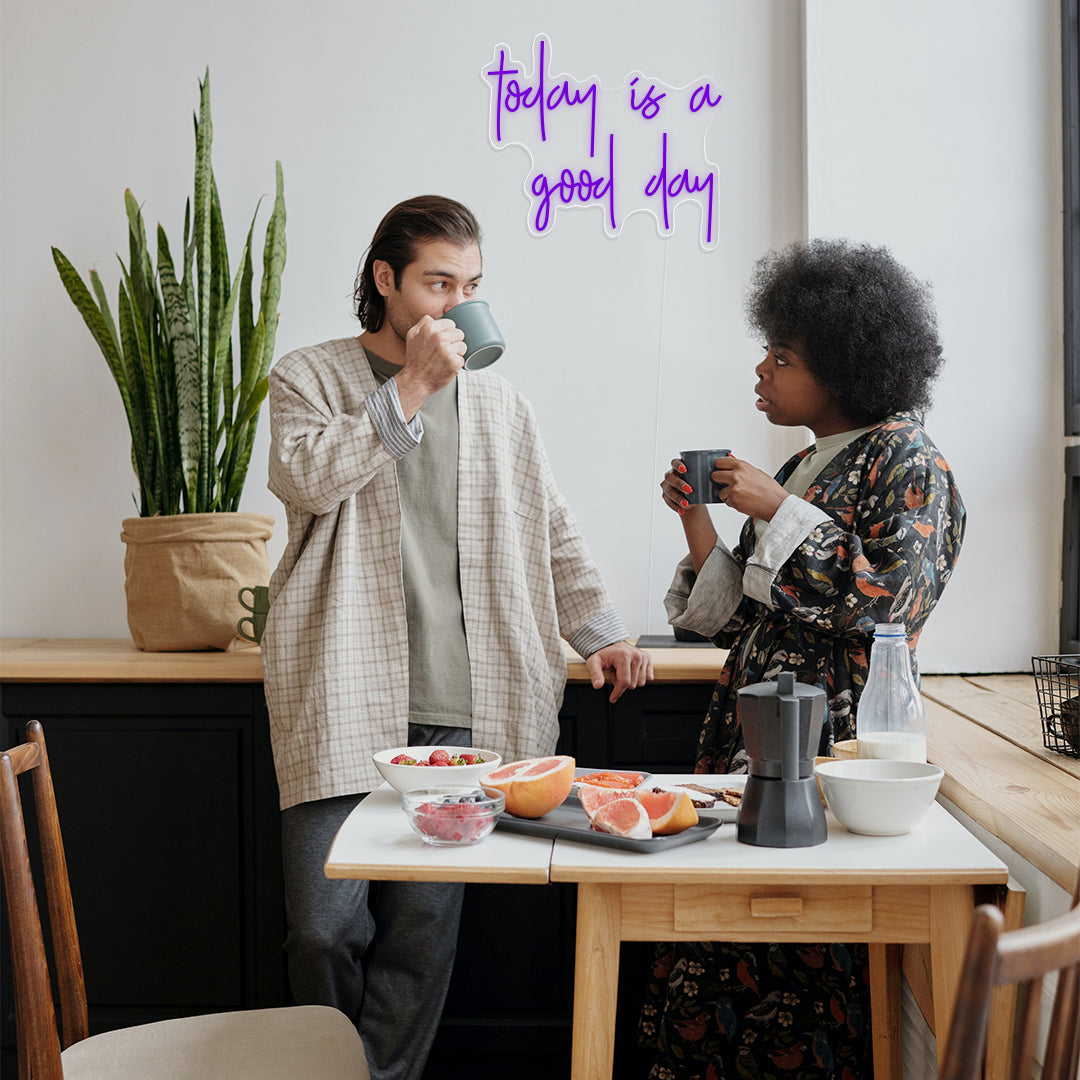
[
  {"xmin": 0, "ymin": 0, "xmax": 1064, "ymax": 672},
  {"xmin": 804, "ymin": 0, "xmax": 1064, "ymax": 671}
]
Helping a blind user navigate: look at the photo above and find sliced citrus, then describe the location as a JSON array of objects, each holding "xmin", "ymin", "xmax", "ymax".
[
  {"xmin": 577, "ymin": 784, "xmax": 636, "ymax": 819},
  {"xmin": 636, "ymin": 789, "xmax": 699, "ymax": 836},
  {"xmin": 480, "ymin": 755, "xmax": 575, "ymax": 818},
  {"xmin": 589, "ymin": 798, "xmax": 652, "ymax": 840}
]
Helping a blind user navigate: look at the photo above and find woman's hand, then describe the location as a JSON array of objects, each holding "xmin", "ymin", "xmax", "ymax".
[
  {"xmin": 661, "ymin": 459, "xmax": 718, "ymax": 574},
  {"xmin": 660, "ymin": 458, "xmax": 696, "ymax": 514},
  {"xmin": 711, "ymin": 455, "xmax": 788, "ymax": 521}
]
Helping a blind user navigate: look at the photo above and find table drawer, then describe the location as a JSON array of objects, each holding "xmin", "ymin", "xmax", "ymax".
[{"xmin": 673, "ymin": 884, "xmax": 873, "ymax": 936}]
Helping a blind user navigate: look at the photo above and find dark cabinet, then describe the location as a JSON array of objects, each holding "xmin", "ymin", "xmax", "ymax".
[
  {"xmin": 1, "ymin": 675, "xmax": 712, "ymax": 1075},
  {"xmin": 1, "ymin": 681, "xmax": 286, "ymax": 1045}
]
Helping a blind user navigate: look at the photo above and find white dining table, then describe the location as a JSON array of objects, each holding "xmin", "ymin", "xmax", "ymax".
[{"xmin": 325, "ymin": 776, "xmax": 1010, "ymax": 1080}]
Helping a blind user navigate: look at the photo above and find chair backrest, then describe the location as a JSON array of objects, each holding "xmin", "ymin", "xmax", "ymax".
[
  {"xmin": 1, "ymin": 720, "xmax": 88, "ymax": 1080},
  {"xmin": 941, "ymin": 873, "xmax": 1080, "ymax": 1080}
]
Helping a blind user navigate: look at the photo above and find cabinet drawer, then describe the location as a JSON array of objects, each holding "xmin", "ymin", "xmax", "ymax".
[{"xmin": 673, "ymin": 884, "xmax": 873, "ymax": 936}]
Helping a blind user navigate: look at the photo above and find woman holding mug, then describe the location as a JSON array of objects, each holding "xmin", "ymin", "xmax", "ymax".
[{"xmin": 639, "ymin": 239, "xmax": 965, "ymax": 1078}]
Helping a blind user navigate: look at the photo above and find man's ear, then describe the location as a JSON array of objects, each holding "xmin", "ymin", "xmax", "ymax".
[{"xmin": 372, "ymin": 260, "xmax": 395, "ymax": 298}]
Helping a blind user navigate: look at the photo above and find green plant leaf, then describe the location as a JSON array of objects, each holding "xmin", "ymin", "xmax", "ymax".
[
  {"xmin": 52, "ymin": 248, "xmax": 125, "ymax": 380},
  {"xmin": 193, "ymin": 68, "xmax": 213, "ymax": 512},
  {"xmin": 257, "ymin": 162, "xmax": 287, "ymax": 379},
  {"xmin": 116, "ymin": 278, "xmax": 157, "ymax": 514},
  {"xmin": 159, "ymin": 228, "xmax": 201, "ymax": 510},
  {"xmin": 52, "ymin": 69, "xmax": 285, "ymax": 517},
  {"xmin": 89, "ymin": 269, "xmax": 123, "ymax": 366}
]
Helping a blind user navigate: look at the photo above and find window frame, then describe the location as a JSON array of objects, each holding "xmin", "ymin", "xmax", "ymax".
[{"xmin": 1063, "ymin": 0, "xmax": 1079, "ymax": 652}]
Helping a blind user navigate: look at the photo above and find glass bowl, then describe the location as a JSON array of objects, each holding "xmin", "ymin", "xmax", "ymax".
[{"xmin": 400, "ymin": 787, "xmax": 506, "ymax": 846}]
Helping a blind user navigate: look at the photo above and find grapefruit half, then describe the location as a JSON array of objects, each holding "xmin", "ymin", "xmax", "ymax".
[
  {"xmin": 480, "ymin": 755, "xmax": 575, "ymax": 818},
  {"xmin": 636, "ymin": 789, "xmax": 699, "ymax": 835}
]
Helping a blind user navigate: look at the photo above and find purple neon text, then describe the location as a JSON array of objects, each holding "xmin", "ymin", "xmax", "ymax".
[
  {"xmin": 485, "ymin": 38, "xmax": 600, "ymax": 156},
  {"xmin": 629, "ymin": 77, "xmax": 666, "ymax": 120},
  {"xmin": 643, "ymin": 132, "xmax": 716, "ymax": 244},
  {"xmin": 529, "ymin": 133, "xmax": 616, "ymax": 233}
]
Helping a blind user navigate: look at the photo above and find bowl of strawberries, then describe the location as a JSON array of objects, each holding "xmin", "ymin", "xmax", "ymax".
[{"xmin": 372, "ymin": 745, "xmax": 502, "ymax": 793}]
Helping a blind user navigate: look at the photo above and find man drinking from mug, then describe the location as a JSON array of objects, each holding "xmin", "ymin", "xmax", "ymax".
[{"xmin": 261, "ymin": 194, "xmax": 652, "ymax": 1080}]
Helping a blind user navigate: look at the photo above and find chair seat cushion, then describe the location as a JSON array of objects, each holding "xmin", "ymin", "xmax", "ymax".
[{"xmin": 59, "ymin": 1004, "xmax": 369, "ymax": 1080}]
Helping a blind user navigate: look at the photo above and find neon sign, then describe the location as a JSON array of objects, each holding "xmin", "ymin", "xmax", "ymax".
[{"xmin": 482, "ymin": 35, "xmax": 723, "ymax": 250}]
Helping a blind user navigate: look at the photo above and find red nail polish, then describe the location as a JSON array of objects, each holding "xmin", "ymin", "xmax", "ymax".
[
  {"xmin": 677, "ymin": 464, "xmax": 686, "ymax": 473},
  {"xmin": 680, "ymin": 499, "xmax": 688, "ymax": 508},
  {"xmin": 682, "ymin": 483, "xmax": 692, "ymax": 494}
]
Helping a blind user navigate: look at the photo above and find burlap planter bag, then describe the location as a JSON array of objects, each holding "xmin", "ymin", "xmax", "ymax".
[{"xmin": 121, "ymin": 513, "xmax": 275, "ymax": 651}]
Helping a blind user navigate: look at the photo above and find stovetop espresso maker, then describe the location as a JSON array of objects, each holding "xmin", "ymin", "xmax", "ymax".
[{"xmin": 736, "ymin": 671, "xmax": 828, "ymax": 848}]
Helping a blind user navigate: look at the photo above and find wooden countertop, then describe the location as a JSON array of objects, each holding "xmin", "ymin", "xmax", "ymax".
[
  {"xmin": 0, "ymin": 637, "xmax": 728, "ymax": 684},
  {"xmin": 3, "ymin": 640, "xmax": 1074, "ymax": 893},
  {"xmin": 921, "ymin": 674, "xmax": 1079, "ymax": 894}
]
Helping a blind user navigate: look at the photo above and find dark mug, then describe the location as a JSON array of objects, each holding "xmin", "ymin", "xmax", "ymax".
[
  {"xmin": 679, "ymin": 449, "xmax": 732, "ymax": 504},
  {"xmin": 443, "ymin": 299, "xmax": 505, "ymax": 370},
  {"xmin": 237, "ymin": 585, "xmax": 269, "ymax": 645}
]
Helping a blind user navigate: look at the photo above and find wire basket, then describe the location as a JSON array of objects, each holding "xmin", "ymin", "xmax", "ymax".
[{"xmin": 1031, "ymin": 655, "xmax": 1080, "ymax": 758}]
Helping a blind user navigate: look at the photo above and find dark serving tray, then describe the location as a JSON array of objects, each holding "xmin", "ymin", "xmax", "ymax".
[{"xmin": 495, "ymin": 794, "xmax": 725, "ymax": 853}]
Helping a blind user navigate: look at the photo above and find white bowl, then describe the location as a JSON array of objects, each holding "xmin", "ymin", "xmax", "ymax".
[
  {"xmin": 372, "ymin": 746, "xmax": 502, "ymax": 793},
  {"xmin": 813, "ymin": 758, "xmax": 944, "ymax": 836}
]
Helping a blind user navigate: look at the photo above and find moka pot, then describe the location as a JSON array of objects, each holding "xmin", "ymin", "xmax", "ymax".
[{"xmin": 736, "ymin": 671, "xmax": 828, "ymax": 848}]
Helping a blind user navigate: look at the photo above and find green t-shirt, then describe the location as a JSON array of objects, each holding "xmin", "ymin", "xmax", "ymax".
[
  {"xmin": 754, "ymin": 424, "xmax": 875, "ymax": 546},
  {"xmin": 367, "ymin": 353, "xmax": 472, "ymax": 727}
]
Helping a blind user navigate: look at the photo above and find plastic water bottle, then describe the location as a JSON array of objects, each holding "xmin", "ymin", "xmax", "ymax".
[{"xmin": 856, "ymin": 623, "xmax": 927, "ymax": 762}]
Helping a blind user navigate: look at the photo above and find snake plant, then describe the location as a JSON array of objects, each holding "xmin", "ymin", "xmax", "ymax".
[{"xmin": 52, "ymin": 70, "xmax": 286, "ymax": 515}]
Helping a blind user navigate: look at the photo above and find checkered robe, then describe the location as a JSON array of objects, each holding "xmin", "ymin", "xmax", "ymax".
[{"xmin": 262, "ymin": 337, "xmax": 620, "ymax": 809}]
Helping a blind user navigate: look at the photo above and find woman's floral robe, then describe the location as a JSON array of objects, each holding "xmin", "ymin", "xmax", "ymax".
[{"xmin": 639, "ymin": 411, "xmax": 965, "ymax": 1079}]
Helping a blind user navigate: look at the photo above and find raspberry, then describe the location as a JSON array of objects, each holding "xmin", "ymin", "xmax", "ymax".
[{"xmin": 412, "ymin": 797, "xmax": 495, "ymax": 843}]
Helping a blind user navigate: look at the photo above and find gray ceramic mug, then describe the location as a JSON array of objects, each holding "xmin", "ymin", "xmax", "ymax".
[
  {"xmin": 443, "ymin": 299, "xmax": 505, "ymax": 370},
  {"xmin": 680, "ymin": 449, "xmax": 732, "ymax": 504},
  {"xmin": 237, "ymin": 585, "xmax": 269, "ymax": 644}
]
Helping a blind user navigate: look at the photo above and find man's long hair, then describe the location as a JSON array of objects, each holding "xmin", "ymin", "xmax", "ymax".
[{"xmin": 354, "ymin": 196, "xmax": 482, "ymax": 331}]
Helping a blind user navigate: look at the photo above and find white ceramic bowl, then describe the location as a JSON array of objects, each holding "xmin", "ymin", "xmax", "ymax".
[
  {"xmin": 372, "ymin": 746, "xmax": 502, "ymax": 794},
  {"xmin": 400, "ymin": 787, "xmax": 505, "ymax": 846},
  {"xmin": 813, "ymin": 758, "xmax": 944, "ymax": 836}
]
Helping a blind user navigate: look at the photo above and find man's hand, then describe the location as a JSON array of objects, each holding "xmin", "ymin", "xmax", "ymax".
[
  {"xmin": 586, "ymin": 641, "xmax": 654, "ymax": 703},
  {"xmin": 394, "ymin": 316, "xmax": 466, "ymax": 419}
]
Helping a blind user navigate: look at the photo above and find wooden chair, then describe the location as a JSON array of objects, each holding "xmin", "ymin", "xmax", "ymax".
[
  {"xmin": 0, "ymin": 720, "xmax": 371, "ymax": 1080},
  {"xmin": 940, "ymin": 872, "xmax": 1080, "ymax": 1080}
]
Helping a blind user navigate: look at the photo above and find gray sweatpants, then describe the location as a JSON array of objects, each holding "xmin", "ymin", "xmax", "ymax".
[{"xmin": 280, "ymin": 726, "xmax": 469, "ymax": 1080}]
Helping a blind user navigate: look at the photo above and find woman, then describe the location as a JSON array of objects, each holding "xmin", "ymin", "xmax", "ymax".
[{"xmin": 639, "ymin": 239, "xmax": 965, "ymax": 1079}]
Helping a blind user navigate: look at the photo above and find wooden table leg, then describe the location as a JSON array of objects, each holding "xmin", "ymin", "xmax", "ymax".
[
  {"xmin": 571, "ymin": 882, "xmax": 621, "ymax": 1080},
  {"xmin": 930, "ymin": 883, "xmax": 976, "ymax": 1075},
  {"xmin": 869, "ymin": 942, "xmax": 903, "ymax": 1080}
]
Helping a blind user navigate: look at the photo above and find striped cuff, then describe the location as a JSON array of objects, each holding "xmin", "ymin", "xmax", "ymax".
[
  {"xmin": 364, "ymin": 378, "xmax": 423, "ymax": 458},
  {"xmin": 567, "ymin": 610, "xmax": 630, "ymax": 659},
  {"xmin": 744, "ymin": 495, "xmax": 832, "ymax": 607}
]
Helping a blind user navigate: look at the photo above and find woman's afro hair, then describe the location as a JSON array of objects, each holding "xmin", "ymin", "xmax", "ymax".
[{"xmin": 745, "ymin": 239, "xmax": 944, "ymax": 425}]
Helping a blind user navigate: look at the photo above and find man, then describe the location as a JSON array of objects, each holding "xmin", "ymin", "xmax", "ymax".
[{"xmin": 262, "ymin": 195, "xmax": 652, "ymax": 1080}]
